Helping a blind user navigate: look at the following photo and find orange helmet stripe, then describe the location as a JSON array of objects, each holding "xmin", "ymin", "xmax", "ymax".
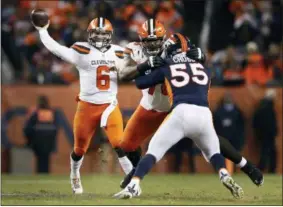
[
  {"xmin": 87, "ymin": 17, "xmax": 113, "ymax": 33},
  {"xmin": 175, "ymin": 33, "xmax": 188, "ymax": 52}
]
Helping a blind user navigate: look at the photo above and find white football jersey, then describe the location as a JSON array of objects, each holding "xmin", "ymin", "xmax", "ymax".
[
  {"xmin": 38, "ymin": 29, "xmax": 125, "ymax": 104},
  {"xmin": 125, "ymin": 42, "xmax": 171, "ymax": 112}
]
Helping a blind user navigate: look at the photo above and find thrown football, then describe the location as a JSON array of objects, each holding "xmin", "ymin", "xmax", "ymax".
[{"xmin": 30, "ymin": 9, "xmax": 49, "ymax": 27}]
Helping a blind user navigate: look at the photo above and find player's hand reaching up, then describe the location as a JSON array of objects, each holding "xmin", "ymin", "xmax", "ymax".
[
  {"xmin": 148, "ymin": 56, "xmax": 166, "ymax": 68},
  {"xmin": 136, "ymin": 56, "xmax": 165, "ymax": 76},
  {"xmin": 30, "ymin": 9, "xmax": 50, "ymax": 30}
]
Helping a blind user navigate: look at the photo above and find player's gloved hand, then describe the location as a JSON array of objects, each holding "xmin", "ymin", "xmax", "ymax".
[
  {"xmin": 32, "ymin": 20, "xmax": 50, "ymax": 30},
  {"xmin": 187, "ymin": 46, "xmax": 206, "ymax": 64},
  {"xmin": 137, "ymin": 56, "xmax": 165, "ymax": 76},
  {"xmin": 147, "ymin": 56, "xmax": 166, "ymax": 68}
]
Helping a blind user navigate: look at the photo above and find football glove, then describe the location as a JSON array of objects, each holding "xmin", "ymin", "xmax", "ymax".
[
  {"xmin": 137, "ymin": 56, "xmax": 166, "ymax": 75},
  {"xmin": 187, "ymin": 46, "xmax": 206, "ymax": 64}
]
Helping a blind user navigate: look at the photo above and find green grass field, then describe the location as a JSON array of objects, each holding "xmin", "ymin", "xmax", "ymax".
[{"xmin": 1, "ymin": 174, "xmax": 282, "ymax": 205}]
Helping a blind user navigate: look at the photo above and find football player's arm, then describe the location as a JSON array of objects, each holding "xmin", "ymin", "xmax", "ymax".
[
  {"xmin": 38, "ymin": 29, "xmax": 79, "ymax": 65},
  {"xmin": 118, "ymin": 49, "xmax": 166, "ymax": 81},
  {"xmin": 135, "ymin": 68, "xmax": 165, "ymax": 89}
]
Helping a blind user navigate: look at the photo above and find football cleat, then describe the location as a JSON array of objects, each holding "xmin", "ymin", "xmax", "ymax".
[
  {"xmin": 120, "ymin": 168, "xmax": 136, "ymax": 189},
  {"xmin": 114, "ymin": 182, "xmax": 142, "ymax": 199},
  {"xmin": 241, "ymin": 162, "xmax": 264, "ymax": 186},
  {"xmin": 221, "ymin": 174, "xmax": 244, "ymax": 199},
  {"xmin": 71, "ymin": 177, "xmax": 83, "ymax": 194}
]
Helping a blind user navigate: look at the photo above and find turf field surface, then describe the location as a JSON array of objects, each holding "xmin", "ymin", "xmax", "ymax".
[{"xmin": 1, "ymin": 174, "xmax": 282, "ymax": 205}]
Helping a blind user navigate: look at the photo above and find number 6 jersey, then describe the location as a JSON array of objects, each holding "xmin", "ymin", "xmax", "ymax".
[{"xmin": 38, "ymin": 29, "xmax": 125, "ymax": 104}]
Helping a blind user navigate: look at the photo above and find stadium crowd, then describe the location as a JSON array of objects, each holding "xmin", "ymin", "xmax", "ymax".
[{"xmin": 1, "ymin": 0, "xmax": 282, "ymax": 86}]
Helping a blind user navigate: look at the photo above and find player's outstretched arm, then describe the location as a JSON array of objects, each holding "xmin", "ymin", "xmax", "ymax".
[
  {"xmin": 135, "ymin": 68, "xmax": 164, "ymax": 89},
  {"xmin": 119, "ymin": 56, "xmax": 166, "ymax": 81},
  {"xmin": 30, "ymin": 9, "xmax": 79, "ymax": 65}
]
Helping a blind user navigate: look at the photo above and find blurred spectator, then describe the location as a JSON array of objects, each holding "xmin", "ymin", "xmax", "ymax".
[
  {"xmin": 28, "ymin": 49, "xmax": 68, "ymax": 85},
  {"xmin": 23, "ymin": 95, "xmax": 59, "ymax": 173},
  {"xmin": 167, "ymin": 138, "xmax": 196, "ymax": 173},
  {"xmin": 121, "ymin": 0, "xmax": 156, "ymax": 41},
  {"xmin": 222, "ymin": 46, "xmax": 245, "ymax": 86},
  {"xmin": 252, "ymin": 89, "xmax": 278, "ymax": 173},
  {"xmin": 213, "ymin": 92, "xmax": 245, "ymax": 153},
  {"xmin": 1, "ymin": 0, "xmax": 282, "ymax": 86},
  {"xmin": 155, "ymin": 1, "xmax": 184, "ymax": 36},
  {"xmin": 265, "ymin": 43, "xmax": 283, "ymax": 86},
  {"xmin": 243, "ymin": 42, "xmax": 272, "ymax": 86},
  {"xmin": 229, "ymin": 1, "xmax": 259, "ymax": 47}
]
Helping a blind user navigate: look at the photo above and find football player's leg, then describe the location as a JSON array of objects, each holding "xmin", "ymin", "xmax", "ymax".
[
  {"xmin": 103, "ymin": 105, "xmax": 133, "ymax": 175},
  {"xmin": 218, "ymin": 135, "xmax": 263, "ymax": 186},
  {"xmin": 114, "ymin": 112, "xmax": 184, "ymax": 199},
  {"xmin": 120, "ymin": 105, "xmax": 168, "ymax": 188},
  {"xmin": 71, "ymin": 101, "xmax": 99, "ymax": 194},
  {"xmin": 190, "ymin": 107, "xmax": 243, "ymax": 199},
  {"xmin": 121, "ymin": 105, "xmax": 168, "ymax": 166}
]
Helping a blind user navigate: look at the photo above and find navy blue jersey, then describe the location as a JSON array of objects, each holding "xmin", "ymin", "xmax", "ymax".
[{"xmin": 135, "ymin": 54, "xmax": 211, "ymax": 109}]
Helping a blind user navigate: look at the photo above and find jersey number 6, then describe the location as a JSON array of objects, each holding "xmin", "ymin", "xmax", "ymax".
[
  {"xmin": 170, "ymin": 63, "xmax": 208, "ymax": 87},
  {"xmin": 97, "ymin": 66, "xmax": 110, "ymax": 90}
]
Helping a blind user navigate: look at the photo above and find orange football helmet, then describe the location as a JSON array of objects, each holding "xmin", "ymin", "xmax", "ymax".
[
  {"xmin": 87, "ymin": 17, "xmax": 113, "ymax": 49},
  {"xmin": 137, "ymin": 18, "xmax": 167, "ymax": 56}
]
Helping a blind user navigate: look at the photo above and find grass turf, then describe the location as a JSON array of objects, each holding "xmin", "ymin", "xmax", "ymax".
[{"xmin": 1, "ymin": 174, "xmax": 282, "ymax": 205}]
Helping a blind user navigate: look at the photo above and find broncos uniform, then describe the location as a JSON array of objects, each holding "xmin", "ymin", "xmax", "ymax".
[
  {"xmin": 135, "ymin": 53, "xmax": 217, "ymax": 162},
  {"xmin": 114, "ymin": 37, "xmax": 244, "ymax": 200}
]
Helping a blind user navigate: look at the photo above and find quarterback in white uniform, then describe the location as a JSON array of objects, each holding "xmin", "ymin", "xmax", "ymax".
[{"xmin": 31, "ymin": 11, "xmax": 133, "ymax": 194}]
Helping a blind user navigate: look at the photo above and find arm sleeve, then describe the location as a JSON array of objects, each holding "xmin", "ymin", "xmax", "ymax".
[
  {"xmin": 38, "ymin": 29, "xmax": 79, "ymax": 65},
  {"xmin": 135, "ymin": 68, "xmax": 165, "ymax": 89}
]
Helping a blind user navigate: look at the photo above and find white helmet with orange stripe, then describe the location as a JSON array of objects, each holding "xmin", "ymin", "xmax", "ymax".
[
  {"xmin": 87, "ymin": 17, "xmax": 113, "ymax": 49},
  {"xmin": 137, "ymin": 18, "xmax": 167, "ymax": 56}
]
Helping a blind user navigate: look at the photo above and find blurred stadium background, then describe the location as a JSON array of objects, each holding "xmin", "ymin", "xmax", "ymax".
[{"xmin": 1, "ymin": 0, "xmax": 282, "ymax": 203}]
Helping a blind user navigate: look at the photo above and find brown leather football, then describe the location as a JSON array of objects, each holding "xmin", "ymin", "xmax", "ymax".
[{"xmin": 30, "ymin": 9, "xmax": 49, "ymax": 27}]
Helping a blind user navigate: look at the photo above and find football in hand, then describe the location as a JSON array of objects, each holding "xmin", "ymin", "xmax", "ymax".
[{"xmin": 30, "ymin": 9, "xmax": 49, "ymax": 27}]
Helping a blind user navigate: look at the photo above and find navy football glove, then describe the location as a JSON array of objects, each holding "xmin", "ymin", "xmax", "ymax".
[{"xmin": 187, "ymin": 46, "xmax": 206, "ymax": 64}]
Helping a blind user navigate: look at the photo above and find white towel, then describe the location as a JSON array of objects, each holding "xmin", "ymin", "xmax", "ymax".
[{"xmin": 100, "ymin": 99, "xmax": 118, "ymax": 127}]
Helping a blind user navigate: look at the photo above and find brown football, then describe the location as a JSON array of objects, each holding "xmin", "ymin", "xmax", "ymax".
[{"xmin": 30, "ymin": 9, "xmax": 49, "ymax": 27}]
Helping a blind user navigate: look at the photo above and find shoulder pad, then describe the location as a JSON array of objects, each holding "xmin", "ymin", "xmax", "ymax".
[
  {"xmin": 71, "ymin": 42, "xmax": 90, "ymax": 54},
  {"xmin": 124, "ymin": 42, "xmax": 141, "ymax": 55}
]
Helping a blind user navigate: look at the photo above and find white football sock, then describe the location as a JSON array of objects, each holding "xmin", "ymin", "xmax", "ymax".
[
  {"xmin": 236, "ymin": 157, "xmax": 247, "ymax": 168},
  {"xmin": 131, "ymin": 176, "xmax": 140, "ymax": 185},
  {"xmin": 219, "ymin": 168, "xmax": 229, "ymax": 179},
  {"xmin": 70, "ymin": 155, "xmax": 84, "ymax": 178},
  {"xmin": 118, "ymin": 156, "xmax": 133, "ymax": 174}
]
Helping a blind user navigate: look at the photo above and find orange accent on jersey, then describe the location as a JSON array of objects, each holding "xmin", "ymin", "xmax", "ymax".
[
  {"xmin": 115, "ymin": 51, "xmax": 124, "ymax": 58},
  {"xmin": 96, "ymin": 66, "xmax": 110, "ymax": 90},
  {"xmin": 87, "ymin": 17, "xmax": 113, "ymax": 33},
  {"xmin": 71, "ymin": 45, "xmax": 90, "ymax": 54},
  {"xmin": 138, "ymin": 19, "xmax": 166, "ymax": 39},
  {"xmin": 164, "ymin": 78, "xmax": 173, "ymax": 106}
]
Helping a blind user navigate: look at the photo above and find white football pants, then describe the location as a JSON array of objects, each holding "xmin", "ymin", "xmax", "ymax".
[{"xmin": 147, "ymin": 103, "xmax": 220, "ymax": 162}]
